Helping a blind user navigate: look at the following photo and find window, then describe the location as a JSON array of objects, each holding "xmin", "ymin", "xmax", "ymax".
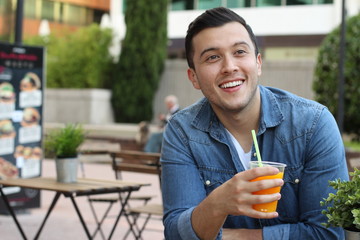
[
  {"xmin": 42, "ymin": 0, "xmax": 55, "ymax": 21},
  {"xmin": 171, "ymin": 0, "xmax": 194, "ymax": 10},
  {"xmin": 24, "ymin": 0, "xmax": 37, "ymax": 19},
  {"xmin": 227, "ymin": 0, "xmax": 251, "ymax": 8},
  {"xmin": 198, "ymin": 0, "xmax": 222, "ymax": 9},
  {"xmin": 317, "ymin": 0, "xmax": 333, "ymax": 3},
  {"xmin": 63, "ymin": 4, "xmax": 88, "ymax": 25},
  {"xmin": 257, "ymin": 0, "xmax": 281, "ymax": 7}
]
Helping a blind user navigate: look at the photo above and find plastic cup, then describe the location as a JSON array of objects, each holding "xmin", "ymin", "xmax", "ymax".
[{"xmin": 250, "ymin": 161, "xmax": 286, "ymax": 213}]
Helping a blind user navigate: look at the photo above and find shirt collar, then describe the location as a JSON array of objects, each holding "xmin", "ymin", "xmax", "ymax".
[{"xmin": 258, "ymin": 85, "xmax": 284, "ymax": 133}]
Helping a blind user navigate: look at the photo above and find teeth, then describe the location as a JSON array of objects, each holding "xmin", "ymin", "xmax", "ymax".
[{"xmin": 220, "ymin": 80, "xmax": 243, "ymax": 89}]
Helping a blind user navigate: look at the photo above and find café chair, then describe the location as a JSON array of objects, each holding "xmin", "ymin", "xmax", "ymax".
[{"xmin": 110, "ymin": 150, "xmax": 163, "ymax": 240}]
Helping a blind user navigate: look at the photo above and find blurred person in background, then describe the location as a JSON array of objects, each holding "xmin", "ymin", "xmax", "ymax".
[{"xmin": 144, "ymin": 95, "xmax": 180, "ymax": 153}]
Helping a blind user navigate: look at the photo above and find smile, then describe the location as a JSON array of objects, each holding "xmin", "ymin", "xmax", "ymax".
[{"xmin": 219, "ymin": 80, "xmax": 244, "ymax": 89}]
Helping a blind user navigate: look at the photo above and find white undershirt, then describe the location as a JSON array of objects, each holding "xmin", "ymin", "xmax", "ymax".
[{"xmin": 226, "ymin": 129, "xmax": 252, "ymax": 170}]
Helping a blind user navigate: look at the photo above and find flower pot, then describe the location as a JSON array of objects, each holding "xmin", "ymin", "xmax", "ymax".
[
  {"xmin": 55, "ymin": 157, "xmax": 78, "ymax": 183},
  {"xmin": 345, "ymin": 229, "xmax": 360, "ymax": 240}
]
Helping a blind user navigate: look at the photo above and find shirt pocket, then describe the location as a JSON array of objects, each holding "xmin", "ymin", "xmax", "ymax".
[
  {"xmin": 198, "ymin": 166, "xmax": 235, "ymax": 195},
  {"xmin": 276, "ymin": 164, "xmax": 302, "ymax": 222}
]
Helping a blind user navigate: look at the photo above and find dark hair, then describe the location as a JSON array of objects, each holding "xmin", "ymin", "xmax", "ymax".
[{"xmin": 185, "ymin": 7, "xmax": 259, "ymax": 69}]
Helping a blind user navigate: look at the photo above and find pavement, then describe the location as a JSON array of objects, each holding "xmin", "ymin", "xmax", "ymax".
[{"xmin": 0, "ymin": 158, "xmax": 164, "ymax": 240}]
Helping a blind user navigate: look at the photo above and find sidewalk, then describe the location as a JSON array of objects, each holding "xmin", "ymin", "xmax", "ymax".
[{"xmin": 0, "ymin": 159, "xmax": 164, "ymax": 240}]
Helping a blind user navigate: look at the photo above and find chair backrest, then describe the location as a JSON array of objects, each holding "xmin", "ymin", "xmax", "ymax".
[{"xmin": 110, "ymin": 150, "xmax": 161, "ymax": 188}]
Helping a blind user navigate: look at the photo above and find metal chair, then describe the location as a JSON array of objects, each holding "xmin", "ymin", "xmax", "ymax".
[{"xmin": 110, "ymin": 150, "xmax": 163, "ymax": 240}]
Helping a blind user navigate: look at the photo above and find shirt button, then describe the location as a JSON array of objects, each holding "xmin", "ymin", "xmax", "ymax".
[
  {"xmin": 205, "ymin": 180, "xmax": 211, "ymax": 185},
  {"xmin": 294, "ymin": 179, "xmax": 300, "ymax": 184},
  {"xmin": 253, "ymin": 153, "xmax": 257, "ymax": 157}
]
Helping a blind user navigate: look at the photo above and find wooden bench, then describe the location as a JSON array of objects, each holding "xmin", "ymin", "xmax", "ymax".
[{"xmin": 86, "ymin": 135, "xmax": 144, "ymax": 151}]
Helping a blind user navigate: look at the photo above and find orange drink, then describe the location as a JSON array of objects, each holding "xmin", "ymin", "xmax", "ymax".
[{"xmin": 250, "ymin": 161, "xmax": 286, "ymax": 213}]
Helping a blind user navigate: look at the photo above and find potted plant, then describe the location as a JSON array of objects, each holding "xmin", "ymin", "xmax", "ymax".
[
  {"xmin": 45, "ymin": 123, "xmax": 85, "ymax": 183},
  {"xmin": 320, "ymin": 168, "xmax": 360, "ymax": 239}
]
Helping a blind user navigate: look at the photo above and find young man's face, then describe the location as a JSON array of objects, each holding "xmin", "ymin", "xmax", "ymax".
[{"xmin": 187, "ymin": 21, "xmax": 262, "ymax": 114}]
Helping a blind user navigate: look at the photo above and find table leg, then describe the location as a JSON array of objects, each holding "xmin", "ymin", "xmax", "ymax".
[
  {"xmin": 0, "ymin": 187, "xmax": 27, "ymax": 240},
  {"xmin": 34, "ymin": 192, "xmax": 61, "ymax": 240},
  {"xmin": 108, "ymin": 190, "xmax": 133, "ymax": 240},
  {"xmin": 69, "ymin": 194, "xmax": 92, "ymax": 239}
]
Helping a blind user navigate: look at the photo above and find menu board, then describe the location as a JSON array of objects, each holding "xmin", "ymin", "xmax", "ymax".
[{"xmin": 0, "ymin": 42, "xmax": 44, "ymax": 211}]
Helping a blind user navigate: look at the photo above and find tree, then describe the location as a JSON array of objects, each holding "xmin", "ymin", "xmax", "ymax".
[
  {"xmin": 111, "ymin": 0, "xmax": 168, "ymax": 123},
  {"xmin": 313, "ymin": 13, "xmax": 360, "ymax": 141}
]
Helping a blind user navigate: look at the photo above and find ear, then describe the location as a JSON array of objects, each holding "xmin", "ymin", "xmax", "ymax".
[
  {"xmin": 187, "ymin": 68, "xmax": 201, "ymax": 90},
  {"xmin": 256, "ymin": 53, "xmax": 262, "ymax": 77}
]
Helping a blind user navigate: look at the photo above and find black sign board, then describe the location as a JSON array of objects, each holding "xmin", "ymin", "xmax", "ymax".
[{"xmin": 0, "ymin": 42, "xmax": 44, "ymax": 212}]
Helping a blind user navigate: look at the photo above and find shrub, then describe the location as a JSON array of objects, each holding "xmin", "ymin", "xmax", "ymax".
[
  {"xmin": 313, "ymin": 13, "xmax": 360, "ymax": 141},
  {"xmin": 320, "ymin": 168, "xmax": 360, "ymax": 231},
  {"xmin": 111, "ymin": 0, "xmax": 168, "ymax": 123},
  {"xmin": 25, "ymin": 24, "xmax": 114, "ymax": 89}
]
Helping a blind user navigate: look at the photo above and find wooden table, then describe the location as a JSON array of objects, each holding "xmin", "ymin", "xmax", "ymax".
[{"xmin": 0, "ymin": 177, "xmax": 148, "ymax": 240}]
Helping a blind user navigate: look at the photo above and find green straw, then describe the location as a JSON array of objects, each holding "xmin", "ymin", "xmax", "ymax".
[{"xmin": 251, "ymin": 130, "xmax": 263, "ymax": 167}]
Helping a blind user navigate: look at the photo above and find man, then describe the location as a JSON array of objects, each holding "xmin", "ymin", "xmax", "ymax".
[
  {"xmin": 144, "ymin": 95, "xmax": 180, "ymax": 152},
  {"xmin": 161, "ymin": 7, "xmax": 349, "ymax": 240},
  {"xmin": 159, "ymin": 95, "xmax": 180, "ymax": 128}
]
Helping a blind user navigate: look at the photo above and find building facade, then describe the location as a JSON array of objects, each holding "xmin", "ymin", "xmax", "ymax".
[
  {"xmin": 165, "ymin": 0, "xmax": 359, "ymax": 60},
  {"xmin": 1, "ymin": 0, "xmax": 359, "ymax": 61},
  {"xmin": 0, "ymin": 0, "xmax": 110, "ymax": 40}
]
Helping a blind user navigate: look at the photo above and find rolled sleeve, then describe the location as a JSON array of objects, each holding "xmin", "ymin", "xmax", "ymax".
[{"xmin": 177, "ymin": 207, "xmax": 201, "ymax": 240}]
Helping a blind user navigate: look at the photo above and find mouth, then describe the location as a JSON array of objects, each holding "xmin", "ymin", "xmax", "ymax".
[{"xmin": 219, "ymin": 80, "xmax": 244, "ymax": 89}]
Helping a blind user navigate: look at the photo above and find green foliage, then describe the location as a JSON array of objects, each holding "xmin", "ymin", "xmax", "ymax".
[
  {"xmin": 320, "ymin": 168, "xmax": 360, "ymax": 231},
  {"xmin": 25, "ymin": 24, "xmax": 114, "ymax": 88},
  {"xmin": 344, "ymin": 141, "xmax": 360, "ymax": 152},
  {"xmin": 313, "ymin": 13, "xmax": 360, "ymax": 141},
  {"xmin": 111, "ymin": 0, "xmax": 168, "ymax": 123},
  {"xmin": 45, "ymin": 124, "xmax": 86, "ymax": 158}
]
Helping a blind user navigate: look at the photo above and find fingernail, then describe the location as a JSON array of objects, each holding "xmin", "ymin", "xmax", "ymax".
[{"xmin": 277, "ymin": 193, "xmax": 282, "ymax": 200}]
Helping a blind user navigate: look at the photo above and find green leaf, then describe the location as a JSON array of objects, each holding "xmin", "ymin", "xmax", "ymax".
[{"xmin": 321, "ymin": 168, "xmax": 360, "ymax": 229}]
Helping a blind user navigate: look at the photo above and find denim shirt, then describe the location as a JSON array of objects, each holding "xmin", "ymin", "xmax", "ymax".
[{"xmin": 161, "ymin": 86, "xmax": 349, "ymax": 240}]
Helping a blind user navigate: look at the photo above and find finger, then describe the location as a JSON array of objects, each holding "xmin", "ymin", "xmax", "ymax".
[
  {"xmin": 246, "ymin": 209, "xmax": 280, "ymax": 219},
  {"xmin": 249, "ymin": 178, "xmax": 284, "ymax": 192},
  {"xmin": 236, "ymin": 167, "xmax": 280, "ymax": 181},
  {"xmin": 250, "ymin": 192, "xmax": 282, "ymax": 205}
]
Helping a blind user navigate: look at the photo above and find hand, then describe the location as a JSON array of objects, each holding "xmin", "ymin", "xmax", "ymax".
[
  {"xmin": 208, "ymin": 166, "xmax": 284, "ymax": 219},
  {"xmin": 222, "ymin": 228, "xmax": 262, "ymax": 240}
]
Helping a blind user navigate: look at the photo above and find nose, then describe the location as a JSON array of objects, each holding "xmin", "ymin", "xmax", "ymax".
[{"xmin": 221, "ymin": 55, "xmax": 239, "ymax": 75}]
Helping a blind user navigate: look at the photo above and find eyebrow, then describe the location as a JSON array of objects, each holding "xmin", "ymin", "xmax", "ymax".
[{"xmin": 199, "ymin": 41, "xmax": 251, "ymax": 59}]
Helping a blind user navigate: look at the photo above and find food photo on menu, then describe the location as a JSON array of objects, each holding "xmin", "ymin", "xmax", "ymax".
[
  {"xmin": 0, "ymin": 119, "xmax": 16, "ymax": 155},
  {"xmin": 0, "ymin": 82, "xmax": 16, "ymax": 119},
  {"xmin": 20, "ymin": 72, "xmax": 41, "ymax": 92},
  {"xmin": 19, "ymin": 107, "xmax": 42, "ymax": 144},
  {"xmin": 19, "ymin": 72, "xmax": 42, "ymax": 108},
  {"xmin": 0, "ymin": 82, "xmax": 16, "ymax": 103},
  {"xmin": 0, "ymin": 157, "xmax": 19, "ymax": 180},
  {"xmin": 14, "ymin": 145, "xmax": 42, "ymax": 178},
  {"xmin": 21, "ymin": 107, "xmax": 40, "ymax": 127},
  {"xmin": 0, "ymin": 119, "xmax": 16, "ymax": 138}
]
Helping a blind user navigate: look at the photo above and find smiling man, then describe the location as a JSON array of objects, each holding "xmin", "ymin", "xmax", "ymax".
[{"xmin": 160, "ymin": 7, "xmax": 348, "ymax": 240}]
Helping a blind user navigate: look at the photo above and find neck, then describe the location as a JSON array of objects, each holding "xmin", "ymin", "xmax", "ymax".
[{"xmin": 215, "ymin": 89, "xmax": 261, "ymax": 152}]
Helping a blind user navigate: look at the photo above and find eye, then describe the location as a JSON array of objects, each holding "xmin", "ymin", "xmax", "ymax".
[
  {"xmin": 205, "ymin": 55, "xmax": 219, "ymax": 62},
  {"xmin": 235, "ymin": 49, "xmax": 247, "ymax": 55}
]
